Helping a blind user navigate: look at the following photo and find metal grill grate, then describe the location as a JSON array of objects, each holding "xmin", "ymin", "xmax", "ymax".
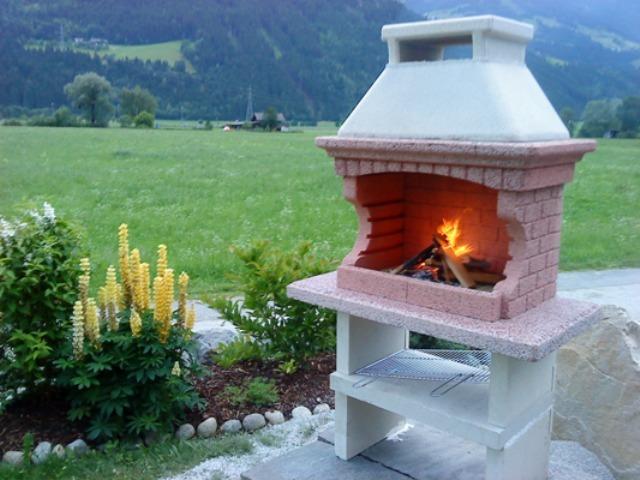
[{"xmin": 353, "ymin": 349, "xmax": 491, "ymax": 396}]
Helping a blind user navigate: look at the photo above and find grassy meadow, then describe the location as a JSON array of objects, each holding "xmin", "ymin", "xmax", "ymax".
[{"xmin": 0, "ymin": 127, "xmax": 638, "ymax": 298}]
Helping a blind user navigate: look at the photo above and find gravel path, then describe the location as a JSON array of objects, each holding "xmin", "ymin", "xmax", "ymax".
[{"xmin": 161, "ymin": 412, "xmax": 334, "ymax": 480}]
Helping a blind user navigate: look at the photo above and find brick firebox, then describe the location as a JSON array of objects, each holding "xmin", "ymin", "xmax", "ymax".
[{"xmin": 317, "ymin": 136, "xmax": 596, "ymax": 321}]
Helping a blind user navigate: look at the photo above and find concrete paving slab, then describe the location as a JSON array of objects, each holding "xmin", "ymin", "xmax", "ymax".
[
  {"xmin": 240, "ymin": 440, "xmax": 410, "ymax": 480},
  {"xmin": 558, "ymin": 268, "xmax": 640, "ymax": 320},
  {"xmin": 288, "ymin": 423, "xmax": 614, "ymax": 480}
]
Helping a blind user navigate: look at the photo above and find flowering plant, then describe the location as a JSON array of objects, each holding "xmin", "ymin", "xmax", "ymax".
[
  {"xmin": 55, "ymin": 225, "xmax": 203, "ymax": 440},
  {"xmin": 0, "ymin": 204, "xmax": 83, "ymax": 397}
]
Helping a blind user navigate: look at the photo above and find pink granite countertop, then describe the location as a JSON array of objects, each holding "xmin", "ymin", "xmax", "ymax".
[{"xmin": 287, "ymin": 272, "xmax": 603, "ymax": 361}]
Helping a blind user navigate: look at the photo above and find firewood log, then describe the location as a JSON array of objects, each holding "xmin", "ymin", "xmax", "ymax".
[
  {"xmin": 390, "ymin": 243, "xmax": 435, "ymax": 274},
  {"xmin": 434, "ymin": 234, "xmax": 476, "ymax": 289}
]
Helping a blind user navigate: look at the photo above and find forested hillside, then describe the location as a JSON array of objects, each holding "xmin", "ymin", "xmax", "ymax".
[
  {"xmin": 1, "ymin": 0, "xmax": 638, "ymax": 121},
  {"xmin": 405, "ymin": 0, "xmax": 640, "ymax": 114},
  {"xmin": 0, "ymin": 0, "xmax": 414, "ymax": 121}
]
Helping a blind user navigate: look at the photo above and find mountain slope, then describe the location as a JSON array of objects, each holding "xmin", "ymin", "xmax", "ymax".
[
  {"xmin": 404, "ymin": 0, "xmax": 640, "ymax": 112},
  {"xmin": 1, "ymin": 0, "xmax": 638, "ymax": 120},
  {"xmin": 0, "ymin": 0, "xmax": 416, "ymax": 121}
]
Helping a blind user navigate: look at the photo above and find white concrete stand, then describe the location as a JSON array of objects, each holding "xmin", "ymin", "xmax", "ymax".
[
  {"xmin": 332, "ymin": 312, "xmax": 556, "ymax": 479},
  {"xmin": 334, "ymin": 312, "xmax": 407, "ymax": 460}
]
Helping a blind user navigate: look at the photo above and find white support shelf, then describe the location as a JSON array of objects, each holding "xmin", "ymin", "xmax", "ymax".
[{"xmin": 330, "ymin": 371, "xmax": 552, "ymax": 450}]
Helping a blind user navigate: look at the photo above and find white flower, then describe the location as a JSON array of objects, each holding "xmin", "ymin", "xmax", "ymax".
[
  {"xmin": 42, "ymin": 202, "xmax": 56, "ymax": 222},
  {"xmin": 0, "ymin": 218, "xmax": 15, "ymax": 241},
  {"xmin": 4, "ymin": 347, "xmax": 16, "ymax": 362}
]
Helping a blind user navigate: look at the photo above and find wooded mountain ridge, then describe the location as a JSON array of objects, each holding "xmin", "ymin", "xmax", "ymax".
[{"xmin": 0, "ymin": 0, "xmax": 637, "ymax": 121}]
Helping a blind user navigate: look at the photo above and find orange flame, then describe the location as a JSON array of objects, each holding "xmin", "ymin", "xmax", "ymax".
[{"xmin": 437, "ymin": 217, "xmax": 473, "ymax": 257}]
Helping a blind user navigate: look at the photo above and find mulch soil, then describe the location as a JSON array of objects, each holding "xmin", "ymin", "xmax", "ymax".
[
  {"xmin": 0, "ymin": 389, "xmax": 87, "ymax": 454},
  {"xmin": 0, "ymin": 353, "xmax": 336, "ymax": 454},
  {"xmin": 188, "ymin": 352, "xmax": 336, "ymax": 425}
]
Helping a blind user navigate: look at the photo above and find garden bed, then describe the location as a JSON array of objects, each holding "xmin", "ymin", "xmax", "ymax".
[
  {"xmin": 0, "ymin": 389, "xmax": 86, "ymax": 453},
  {"xmin": 190, "ymin": 352, "xmax": 335, "ymax": 424},
  {"xmin": 0, "ymin": 353, "xmax": 336, "ymax": 455}
]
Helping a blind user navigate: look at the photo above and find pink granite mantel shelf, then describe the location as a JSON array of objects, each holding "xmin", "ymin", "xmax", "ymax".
[{"xmin": 287, "ymin": 272, "xmax": 603, "ymax": 361}]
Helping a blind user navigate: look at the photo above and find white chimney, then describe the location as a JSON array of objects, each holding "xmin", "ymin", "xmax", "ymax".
[{"xmin": 338, "ymin": 15, "xmax": 569, "ymax": 142}]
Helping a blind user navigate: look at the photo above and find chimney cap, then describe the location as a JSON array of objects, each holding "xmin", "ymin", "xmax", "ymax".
[{"xmin": 381, "ymin": 15, "xmax": 534, "ymax": 44}]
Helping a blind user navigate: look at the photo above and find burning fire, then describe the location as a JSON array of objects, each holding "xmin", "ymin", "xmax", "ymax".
[{"xmin": 436, "ymin": 217, "xmax": 472, "ymax": 257}]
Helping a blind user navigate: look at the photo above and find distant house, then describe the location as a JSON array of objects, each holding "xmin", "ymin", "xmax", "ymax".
[
  {"xmin": 251, "ymin": 112, "xmax": 287, "ymax": 124},
  {"xmin": 73, "ymin": 37, "xmax": 109, "ymax": 50},
  {"xmin": 223, "ymin": 112, "xmax": 288, "ymax": 131},
  {"xmin": 251, "ymin": 112, "xmax": 288, "ymax": 130}
]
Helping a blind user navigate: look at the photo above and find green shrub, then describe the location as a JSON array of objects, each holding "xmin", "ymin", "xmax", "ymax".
[
  {"xmin": 133, "ymin": 111, "xmax": 154, "ymax": 128},
  {"xmin": 214, "ymin": 241, "xmax": 336, "ymax": 369},
  {"xmin": 55, "ymin": 308, "xmax": 203, "ymax": 440},
  {"xmin": 54, "ymin": 225, "xmax": 204, "ymax": 441},
  {"xmin": 222, "ymin": 377, "xmax": 279, "ymax": 407},
  {"xmin": 0, "ymin": 204, "xmax": 83, "ymax": 396},
  {"xmin": 2, "ymin": 119, "xmax": 23, "ymax": 126},
  {"xmin": 212, "ymin": 337, "xmax": 262, "ymax": 369},
  {"xmin": 119, "ymin": 115, "xmax": 133, "ymax": 128},
  {"xmin": 52, "ymin": 107, "xmax": 80, "ymax": 127},
  {"xmin": 27, "ymin": 115, "xmax": 56, "ymax": 127}
]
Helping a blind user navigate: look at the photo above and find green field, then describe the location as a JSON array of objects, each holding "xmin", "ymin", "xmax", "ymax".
[
  {"xmin": 1, "ymin": 127, "xmax": 638, "ymax": 298},
  {"xmin": 105, "ymin": 41, "xmax": 195, "ymax": 72},
  {"xmin": 26, "ymin": 40, "xmax": 194, "ymax": 71}
]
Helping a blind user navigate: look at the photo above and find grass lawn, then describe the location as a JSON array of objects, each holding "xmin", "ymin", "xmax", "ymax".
[
  {"xmin": 0, "ymin": 127, "xmax": 638, "ymax": 298},
  {"xmin": 0, "ymin": 434, "xmax": 253, "ymax": 480}
]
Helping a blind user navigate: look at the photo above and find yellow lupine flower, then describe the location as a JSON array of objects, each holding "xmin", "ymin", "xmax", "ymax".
[
  {"xmin": 80, "ymin": 257, "xmax": 91, "ymax": 275},
  {"xmin": 178, "ymin": 272, "xmax": 189, "ymax": 327},
  {"xmin": 130, "ymin": 310, "xmax": 142, "ymax": 337},
  {"xmin": 78, "ymin": 257, "xmax": 91, "ymax": 316},
  {"xmin": 118, "ymin": 223, "xmax": 131, "ymax": 306},
  {"xmin": 71, "ymin": 300, "xmax": 85, "ymax": 359},
  {"xmin": 156, "ymin": 244, "xmax": 168, "ymax": 278},
  {"xmin": 129, "ymin": 248, "xmax": 142, "ymax": 311},
  {"xmin": 105, "ymin": 265, "xmax": 119, "ymax": 332},
  {"xmin": 97, "ymin": 286, "xmax": 107, "ymax": 325},
  {"xmin": 140, "ymin": 263, "xmax": 151, "ymax": 310},
  {"xmin": 85, "ymin": 298, "xmax": 100, "ymax": 346},
  {"xmin": 116, "ymin": 283, "xmax": 125, "ymax": 310},
  {"xmin": 159, "ymin": 268, "xmax": 174, "ymax": 342},
  {"xmin": 153, "ymin": 274, "xmax": 164, "ymax": 325},
  {"xmin": 171, "ymin": 361, "xmax": 181, "ymax": 376},
  {"xmin": 186, "ymin": 304, "xmax": 196, "ymax": 331}
]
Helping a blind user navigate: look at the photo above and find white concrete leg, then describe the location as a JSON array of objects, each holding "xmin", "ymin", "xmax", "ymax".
[
  {"xmin": 334, "ymin": 392, "xmax": 405, "ymax": 460},
  {"xmin": 486, "ymin": 409, "xmax": 552, "ymax": 480},
  {"xmin": 485, "ymin": 353, "xmax": 556, "ymax": 480},
  {"xmin": 334, "ymin": 312, "xmax": 407, "ymax": 460}
]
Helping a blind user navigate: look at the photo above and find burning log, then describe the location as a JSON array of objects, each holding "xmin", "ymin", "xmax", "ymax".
[
  {"xmin": 464, "ymin": 257, "xmax": 491, "ymax": 271},
  {"xmin": 390, "ymin": 243, "xmax": 435, "ymax": 275},
  {"xmin": 434, "ymin": 234, "xmax": 476, "ymax": 289}
]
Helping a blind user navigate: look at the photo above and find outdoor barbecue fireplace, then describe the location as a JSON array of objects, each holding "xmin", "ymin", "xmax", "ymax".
[{"xmin": 288, "ymin": 15, "xmax": 603, "ymax": 480}]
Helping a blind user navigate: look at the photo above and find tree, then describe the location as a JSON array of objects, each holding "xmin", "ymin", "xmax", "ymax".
[
  {"xmin": 120, "ymin": 86, "xmax": 157, "ymax": 119},
  {"xmin": 559, "ymin": 107, "xmax": 575, "ymax": 135},
  {"xmin": 579, "ymin": 99, "xmax": 621, "ymax": 138},
  {"xmin": 617, "ymin": 96, "xmax": 640, "ymax": 136},
  {"xmin": 133, "ymin": 111, "xmax": 154, "ymax": 128},
  {"xmin": 64, "ymin": 72, "xmax": 113, "ymax": 127},
  {"xmin": 262, "ymin": 106, "xmax": 279, "ymax": 131}
]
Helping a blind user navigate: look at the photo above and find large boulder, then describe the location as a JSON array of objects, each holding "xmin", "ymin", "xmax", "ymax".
[
  {"xmin": 185, "ymin": 301, "xmax": 239, "ymax": 359},
  {"xmin": 555, "ymin": 305, "xmax": 640, "ymax": 480}
]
